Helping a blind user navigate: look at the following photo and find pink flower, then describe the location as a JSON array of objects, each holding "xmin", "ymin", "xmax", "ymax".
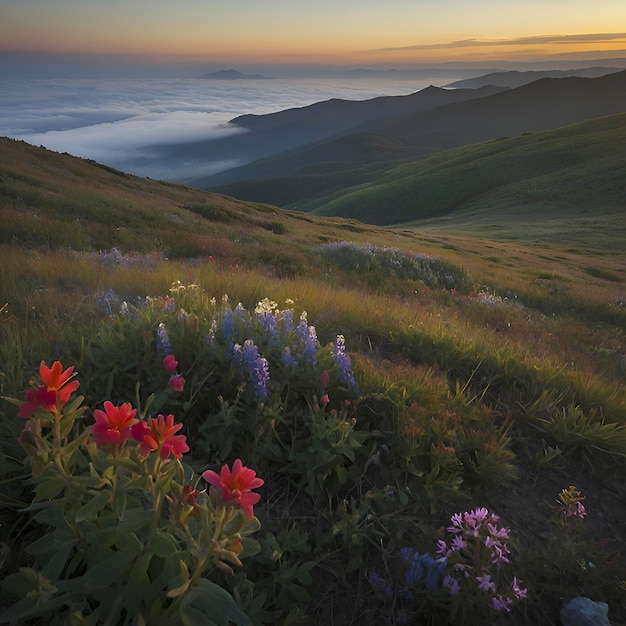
[
  {"xmin": 131, "ymin": 413, "xmax": 189, "ymax": 459},
  {"xmin": 203, "ymin": 459, "xmax": 264, "ymax": 517},
  {"xmin": 92, "ymin": 401, "xmax": 137, "ymax": 447},
  {"xmin": 163, "ymin": 355, "xmax": 178, "ymax": 372},
  {"xmin": 168, "ymin": 375, "xmax": 185, "ymax": 392}
]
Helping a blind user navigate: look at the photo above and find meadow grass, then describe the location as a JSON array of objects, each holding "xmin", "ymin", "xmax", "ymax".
[{"xmin": 0, "ymin": 139, "xmax": 624, "ymax": 625}]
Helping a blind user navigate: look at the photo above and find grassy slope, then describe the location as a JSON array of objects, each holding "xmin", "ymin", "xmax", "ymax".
[
  {"xmin": 1, "ymin": 137, "xmax": 625, "ymax": 623},
  {"xmin": 306, "ymin": 113, "xmax": 626, "ymax": 240}
]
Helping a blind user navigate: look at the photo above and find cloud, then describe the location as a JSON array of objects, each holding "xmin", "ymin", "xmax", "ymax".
[
  {"xmin": 363, "ymin": 32, "xmax": 626, "ymax": 53},
  {"xmin": 0, "ymin": 76, "xmax": 463, "ymax": 180}
]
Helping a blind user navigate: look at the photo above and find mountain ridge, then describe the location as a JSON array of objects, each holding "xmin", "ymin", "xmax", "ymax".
[{"xmin": 194, "ymin": 70, "xmax": 626, "ymax": 209}]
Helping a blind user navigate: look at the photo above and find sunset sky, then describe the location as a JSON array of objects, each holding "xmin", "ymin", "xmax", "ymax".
[{"xmin": 2, "ymin": 0, "xmax": 626, "ymax": 76}]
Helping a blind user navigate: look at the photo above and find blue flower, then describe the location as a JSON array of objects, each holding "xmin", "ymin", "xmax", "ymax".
[
  {"xmin": 156, "ymin": 323, "xmax": 172, "ymax": 356},
  {"xmin": 400, "ymin": 548, "xmax": 447, "ymax": 591},
  {"xmin": 281, "ymin": 346, "xmax": 298, "ymax": 368},
  {"xmin": 295, "ymin": 312, "xmax": 318, "ymax": 366},
  {"xmin": 231, "ymin": 340, "xmax": 270, "ymax": 401},
  {"xmin": 332, "ymin": 334, "xmax": 359, "ymax": 394},
  {"xmin": 258, "ymin": 310, "xmax": 280, "ymax": 345}
]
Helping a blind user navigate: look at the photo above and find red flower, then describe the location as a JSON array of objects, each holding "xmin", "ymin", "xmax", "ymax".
[
  {"xmin": 18, "ymin": 361, "xmax": 79, "ymax": 419},
  {"xmin": 92, "ymin": 401, "xmax": 137, "ymax": 447},
  {"xmin": 18, "ymin": 387, "xmax": 57, "ymax": 419},
  {"xmin": 40, "ymin": 361, "xmax": 79, "ymax": 404},
  {"xmin": 131, "ymin": 413, "xmax": 189, "ymax": 459},
  {"xmin": 163, "ymin": 355, "xmax": 178, "ymax": 372},
  {"xmin": 168, "ymin": 375, "xmax": 185, "ymax": 392},
  {"xmin": 203, "ymin": 459, "xmax": 264, "ymax": 517}
]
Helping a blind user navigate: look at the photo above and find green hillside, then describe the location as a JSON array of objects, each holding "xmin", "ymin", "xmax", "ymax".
[
  {"xmin": 0, "ymin": 136, "xmax": 625, "ymax": 625},
  {"xmin": 305, "ymin": 113, "xmax": 626, "ymax": 243}
]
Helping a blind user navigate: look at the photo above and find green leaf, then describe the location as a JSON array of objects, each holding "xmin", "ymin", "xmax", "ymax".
[
  {"xmin": 128, "ymin": 551, "xmax": 153, "ymax": 585},
  {"xmin": 33, "ymin": 475, "xmax": 67, "ymax": 500},
  {"xmin": 83, "ymin": 550, "xmax": 134, "ymax": 590},
  {"xmin": 75, "ymin": 490, "xmax": 111, "ymax": 522},
  {"xmin": 112, "ymin": 491, "xmax": 127, "ymax": 519},
  {"xmin": 0, "ymin": 593, "xmax": 73, "ymax": 623},
  {"xmin": 118, "ymin": 508, "xmax": 153, "ymax": 534},
  {"xmin": 149, "ymin": 530, "xmax": 179, "ymax": 559},
  {"xmin": 239, "ymin": 537, "xmax": 261, "ymax": 559},
  {"xmin": 181, "ymin": 579, "xmax": 250, "ymax": 626},
  {"xmin": 181, "ymin": 606, "xmax": 219, "ymax": 626},
  {"xmin": 42, "ymin": 538, "xmax": 78, "ymax": 580}
]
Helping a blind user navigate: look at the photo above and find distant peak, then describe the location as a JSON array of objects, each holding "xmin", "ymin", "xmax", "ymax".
[{"xmin": 198, "ymin": 69, "xmax": 272, "ymax": 80}]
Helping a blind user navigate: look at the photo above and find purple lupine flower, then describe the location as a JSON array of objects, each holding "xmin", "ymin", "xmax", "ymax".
[
  {"xmin": 281, "ymin": 309, "xmax": 294, "ymax": 334},
  {"xmin": 98, "ymin": 288, "xmax": 116, "ymax": 315},
  {"xmin": 241, "ymin": 339, "xmax": 270, "ymax": 401},
  {"xmin": 156, "ymin": 323, "xmax": 172, "ymax": 356},
  {"xmin": 222, "ymin": 308, "xmax": 235, "ymax": 350},
  {"xmin": 368, "ymin": 572, "xmax": 392, "ymax": 599},
  {"xmin": 295, "ymin": 312, "xmax": 318, "ymax": 366},
  {"xmin": 258, "ymin": 310, "xmax": 280, "ymax": 345},
  {"xmin": 281, "ymin": 346, "xmax": 298, "ymax": 368},
  {"xmin": 400, "ymin": 548, "xmax": 447, "ymax": 591},
  {"xmin": 332, "ymin": 334, "xmax": 359, "ymax": 394}
]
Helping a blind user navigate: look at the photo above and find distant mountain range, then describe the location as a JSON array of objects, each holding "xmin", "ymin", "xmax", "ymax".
[
  {"xmin": 186, "ymin": 69, "xmax": 626, "ymax": 215},
  {"xmin": 199, "ymin": 69, "xmax": 272, "ymax": 80},
  {"xmin": 444, "ymin": 66, "xmax": 622, "ymax": 89}
]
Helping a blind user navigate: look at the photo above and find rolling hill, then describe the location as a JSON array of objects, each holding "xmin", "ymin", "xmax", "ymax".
[
  {"xmin": 304, "ymin": 113, "xmax": 626, "ymax": 240},
  {"xmin": 196, "ymin": 70, "xmax": 626, "ymax": 211}
]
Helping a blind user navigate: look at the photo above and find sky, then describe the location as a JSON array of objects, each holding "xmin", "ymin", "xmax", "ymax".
[{"xmin": 2, "ymin": 0, "xmax": 626, "ymax": 77}]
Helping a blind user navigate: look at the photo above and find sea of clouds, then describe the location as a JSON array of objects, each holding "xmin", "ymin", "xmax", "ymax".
[{"xmin": 0, "ymin": 76, "xmax": 453, "ymax": 181}]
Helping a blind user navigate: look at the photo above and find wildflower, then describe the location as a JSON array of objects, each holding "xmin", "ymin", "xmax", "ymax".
[
  {"xmin": 332, "ymin": 335, "xmax": 359, "ymax": 394},
  {"xmin": 443, "ymin": 575, "xmax": 460, "ymax": 595},
  {"xmin": 557, "ymin": 486, "xmax": 587, "ymax": 519},
  {"xmin": 234, "ymin": 340, "xmax": 270, "ymax": 401},
  {"xmin": 92, "ymin": 401, "xmax": 137, "ymax": 447},
  {"xmin": 156, "ymin": 323, "xmax": 172, "ymax": 355},
  {"xmin": 163, "ymin": 355, "xmax": 178, "ymax": 372},
  {"xmin": 281, "ymin": 346, "xmax": 298, "ymax": 368},
  {"xmin": 40, "ymin": 360, "xmax": 79, "ymax": 403},
  {"xmin": 18, "ymin": 361, "xmax": 79, "ymax": 419},
  {"xmin": 511, "ymin": 576, "xmax": 528, "ymax": 600},
  {"xmin": 281, "ymin": 308, "xmax": 294, "ymax": 334},
  {"xmin": 368, "ymin": 572, "xmax": 393, "ymax": 599},
  {"xmin": 168, "ymin": 375, "xmax": 185, "ymax": 392},
  {"xmin": 295, "ymin": 312, "xmax": 318, "ymax": 366},
  {"xmin": 203, "ymin": 459, "xmax": 264, "ymax": 517},
  {"xmin": 258, "ymin": 310, "xmax": 279, "ymax": 345},
  {"xmin": 131, "ymin": 413, "xmax": 189, "ymax": 459},
  {"xmin": 98, "ymin": 288, "xmax": 116, "ymax": 315},
  {"xmin": 489, "ymin": 595, "xmax": 513, "ymax": 612},
  {"xmin": 476, "ymin": 572, "xmax": 496, "ymax": 593},
  {"xmin": 400, "ymin": 548, "xmax": 448, "ymax": 591},
  {"xmin": 222, "ymin": 308, "xmax": 236, "ymax": 349}
]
